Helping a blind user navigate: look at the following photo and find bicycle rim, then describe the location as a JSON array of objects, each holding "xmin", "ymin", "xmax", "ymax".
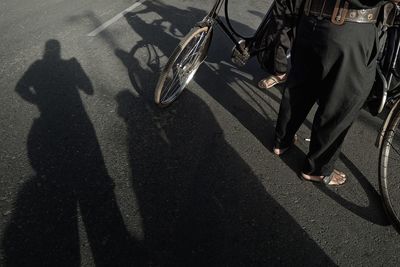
[
  {"xmin": 379, "ymin": 107, "xmax": 400, "ymax": 233},
  {"xmin": 155, "ymin": 27, "xmax": 211, "ymax": 107}
]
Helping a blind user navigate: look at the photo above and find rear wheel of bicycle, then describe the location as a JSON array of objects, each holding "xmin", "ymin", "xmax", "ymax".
[
  {"xmin": 154, "ymin": 26, "xmax": 212, "ymax": 107},
  {"xmin": 379, "ymin": 104, "xmax": 400, "ymax": 233}
]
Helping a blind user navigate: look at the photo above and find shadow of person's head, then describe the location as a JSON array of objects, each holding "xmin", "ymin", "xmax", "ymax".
[{"xmin": 43, "ymin": 39, "xmax": 61, "ymax": 60}]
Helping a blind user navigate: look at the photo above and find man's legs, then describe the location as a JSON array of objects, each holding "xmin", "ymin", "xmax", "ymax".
[{"xmin": 301, "ymin": 20, "xmax": 379, "ymax": 177}]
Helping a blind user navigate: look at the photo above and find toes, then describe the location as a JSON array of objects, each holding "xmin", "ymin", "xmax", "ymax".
[
  {"xmin": 328, "ymin": 172, "xmax": 347, "ymax": 186},
  {"xmin": 333, "ymin": 169, "xmax": 346, "ymax": 178}
]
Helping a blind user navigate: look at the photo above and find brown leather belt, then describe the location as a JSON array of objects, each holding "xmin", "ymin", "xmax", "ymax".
[{"xmin": 304, "ymin": 0, "xmax": 380, "ymax": 25}]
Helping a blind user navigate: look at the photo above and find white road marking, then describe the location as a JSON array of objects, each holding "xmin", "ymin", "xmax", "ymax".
[{"xmin": 88, "ymin": 0, "xmax": 146, "ymax": 36}]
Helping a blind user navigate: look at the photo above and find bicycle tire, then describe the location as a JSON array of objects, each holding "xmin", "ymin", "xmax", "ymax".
[
  {"xmin": 154, "ymin": 26, "xmax": 212, "ymax": 107},
  {"xmin": 379, "ymin": 103, "xmax": 400, "ymax": 233}
]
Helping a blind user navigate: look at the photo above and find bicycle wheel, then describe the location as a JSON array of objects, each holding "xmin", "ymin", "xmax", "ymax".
[
  {"xmin": 379, "ymin": 103, "xmax": 400, "ymax": 233},
  {"xmin": 154, "ymin": 26, "xmax": 212, "ymax": 107}
]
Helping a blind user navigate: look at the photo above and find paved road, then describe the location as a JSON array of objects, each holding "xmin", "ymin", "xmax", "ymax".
[{"xmin": 1, "ymin": 0, "xmax": 400, "ymax": 266}]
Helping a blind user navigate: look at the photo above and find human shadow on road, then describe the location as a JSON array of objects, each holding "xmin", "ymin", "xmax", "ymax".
[
  {"xmin": 111, "ymin": 2, "xmax": 334, "ymax": 265},
  {"xmin": 2, "ymin": 40, "xmax": 143, "ymax": 266},
  {"xmin": 116, "ymin": 87, "xmax": 334, "ymax": 265},
  {"xmin": 70, "ymin": 1, "xmax": 384, "ymax": 262}
]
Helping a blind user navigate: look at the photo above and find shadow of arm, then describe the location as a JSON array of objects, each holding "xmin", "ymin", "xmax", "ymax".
[
  {"xmin": 15, "ymin": 63, "xmax": 38, "ymax": 104},
  {"xmin": 72, "ymin": 58, "xmax": 94, "ymax": 95}
]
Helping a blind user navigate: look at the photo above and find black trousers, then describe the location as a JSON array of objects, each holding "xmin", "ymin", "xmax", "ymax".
[{"xmin": 274, "ymin": 15, "xmax": 379, "ymax": 176}]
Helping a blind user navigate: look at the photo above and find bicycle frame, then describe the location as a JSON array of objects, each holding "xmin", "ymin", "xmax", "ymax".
[
  {"xmin": 386, "ymin": 32, "xmax": 400, "ymax": 102},
  {"xmin": 375, "ymin": 22, "xmax": 400, "ymax": 148},
  {"xmin": 200, "ymin": 0, "xmax": 274, "ymax": 55}
]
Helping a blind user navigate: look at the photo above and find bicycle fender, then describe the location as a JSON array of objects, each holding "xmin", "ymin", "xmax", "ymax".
[{"xmin": 376, "ymin": 97, "xmax": 400, "ymax": 148}]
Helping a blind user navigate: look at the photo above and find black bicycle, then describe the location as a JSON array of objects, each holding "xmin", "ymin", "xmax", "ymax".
[
  {"xmin": 374, "ymin": 14, "xmax": 400, "ymax": 234},
  {"xmin": 153, "ymin": 0, "xmax": 276, "ymax": 107},
  {"xmin": 154, "ymin": 0, "xmax": 400, "ymax": 233}
]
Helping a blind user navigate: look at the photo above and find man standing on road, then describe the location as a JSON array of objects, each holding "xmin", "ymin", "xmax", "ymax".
[{"xmin": 273, "ymin": 0, "xmax": 399, "ymax": 185}]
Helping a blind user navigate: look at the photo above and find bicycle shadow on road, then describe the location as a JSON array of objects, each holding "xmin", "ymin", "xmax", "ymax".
[{"xmin": 2, "ymin": 40, "xmax": 144, "ymax": 266}]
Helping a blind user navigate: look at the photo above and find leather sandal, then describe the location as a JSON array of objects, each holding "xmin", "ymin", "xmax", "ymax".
[
  {"xmin": 258, "ymin": 74, "xmax": 287, "ymax": 89},
  {"xmin": 299, "ymin": 170, "xmax": 347, "ymax": 187}
]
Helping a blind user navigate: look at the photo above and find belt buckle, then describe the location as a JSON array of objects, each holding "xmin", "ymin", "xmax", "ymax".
[{"xmin": 331, "ymin": 0, "xmax": 349, "ymax": 25}]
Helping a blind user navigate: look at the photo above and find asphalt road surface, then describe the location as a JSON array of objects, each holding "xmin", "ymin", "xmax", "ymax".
[{"xmin": 1, "ymin": 0, "xmax": 400, "ymax": 266}]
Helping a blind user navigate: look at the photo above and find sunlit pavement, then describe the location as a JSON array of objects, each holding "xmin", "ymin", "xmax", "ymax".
[{"xmin": 1, "ymin": 0, "xmax": 399, "ymax": 265}]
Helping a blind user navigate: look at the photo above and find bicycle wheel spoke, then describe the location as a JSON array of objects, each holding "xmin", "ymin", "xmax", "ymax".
[
  {"xmin": 164, "ymin": 61, "xmax": 193, "ymax": 98},
  {"xmin": 161, "ymin": 50, "xmax": 193, "ymax": 101},
  {"xmin": 160, "ymin": 32, "xmax": 207, "ymax": 103},
  {"xmin": 161, "ymin": 70, "xmax": 182, "ymax": 102},
  {"xmin": 387, "ymin": 138, "xmax": 400, "ymax": 156},
  {"xmin": 183, "ymin": 32, "xmax": 205, "ymax": 62},
  {"xmin": 380, "ymin": 112, "xmax": 400, "ymax": 232},
  {"xmin": 155, "ymin": 26, "xmax": 210, "ymax": 106},
  {"xmin": 180, "ymin": 32, "xmax": 207, "ymax": 69}
]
